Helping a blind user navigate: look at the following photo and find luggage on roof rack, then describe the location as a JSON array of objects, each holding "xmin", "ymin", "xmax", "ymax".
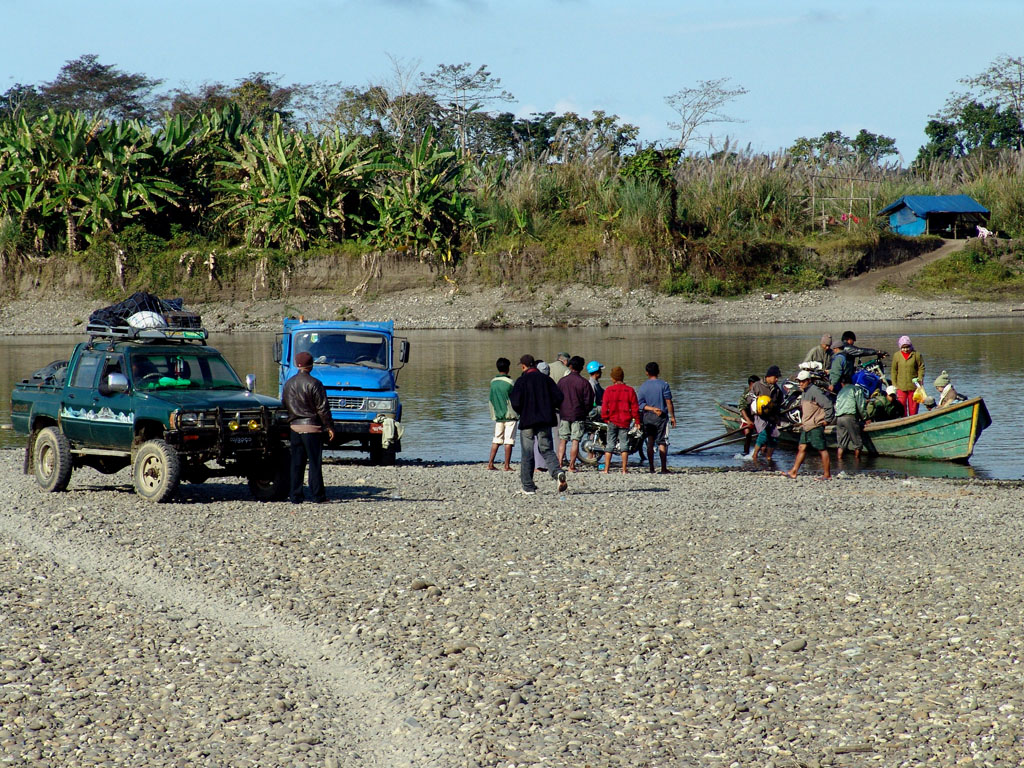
[
  {"xmin": 88, "ymin": 292, "xmax": 202, "ymax": 330},
  {"xmin": 87, "ymin": 292, "xmax": 206, "ymax": 342}
]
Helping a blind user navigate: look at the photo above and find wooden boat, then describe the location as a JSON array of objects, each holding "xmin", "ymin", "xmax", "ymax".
[{"xmin": 715, "ymin": 396, "xmax": 991, "ymax": 462}]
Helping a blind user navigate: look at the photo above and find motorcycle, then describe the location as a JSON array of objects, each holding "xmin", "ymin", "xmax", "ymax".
[
  {"xmin": 778, "ymin": 353, "xmax": 889, "ymax": 429},
  {"xmin": 578, "ymin": 410, "xmax": 645, "ymax": 465}
]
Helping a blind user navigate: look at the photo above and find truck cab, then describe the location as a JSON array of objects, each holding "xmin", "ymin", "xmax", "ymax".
[{"xmin": 275, "ymin": 318, "xmax": 409, "ymax": 464}]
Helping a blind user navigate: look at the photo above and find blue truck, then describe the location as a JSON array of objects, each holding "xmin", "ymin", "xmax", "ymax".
[{"xmin": 274, "ymin": 318, "xmax": 409, "ymax": 464}]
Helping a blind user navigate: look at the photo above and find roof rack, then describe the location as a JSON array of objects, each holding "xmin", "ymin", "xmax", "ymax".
[{"xmin": 86, "ymin": 323, "xmax": 209, "ymax": 343}]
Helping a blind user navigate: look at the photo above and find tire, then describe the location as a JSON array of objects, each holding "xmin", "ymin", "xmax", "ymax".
[
  {"xmin": 33, "ymin": 427, "xmax": 73, "ymax": 492},
  {"xmin": 368, "ymin": 438, "xmax": 397, "ymax": 466},
  {"xmin": 248, "ymin": 458, "xmax": 289, "ymax": 502},
  {"xmin": 578, "ymin": 430, "xmax": 605, "ymax": 465},
  {"xmin": 132, "ymin": 440, "xmax": 181, "ymax": 502}
]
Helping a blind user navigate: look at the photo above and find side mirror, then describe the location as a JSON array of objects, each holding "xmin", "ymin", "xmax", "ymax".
[
  {"xmin": 272, "ymin": 334, "xmax": 283, "ymax": 363},
  {"xmin": 105, "ymin": 372, "xmax": 129, "ymax": 394},
  {"xmin": 245, "ymin": 374, "xmax": 256, "ymax": 392},
  {"xmin": 398, "ymin": 339, "xmax": 410, "ymax": 364}
]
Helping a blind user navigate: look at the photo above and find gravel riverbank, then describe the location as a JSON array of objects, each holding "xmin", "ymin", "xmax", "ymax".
[
  {"xmin": 3, "ymin": 449, "xmax": 1023, "ymax": 767},
  {"xmin": 2, "ymin": 285, "xmax": 1023, "ymax": 334}
]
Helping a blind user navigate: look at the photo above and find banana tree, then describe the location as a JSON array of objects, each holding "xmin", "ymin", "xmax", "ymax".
[{"xmin": 365, "ymin": 127, "xmax": 476, "ymax": 270}]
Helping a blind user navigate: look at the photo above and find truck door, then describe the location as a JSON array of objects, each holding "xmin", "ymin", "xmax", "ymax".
[
  {"xmin": 60, "ymin": 350, "xmax": 105, "ymax": 446},
  {"xmin": 93, "ymin": 354, "xmax": 134, "ymax": 450}
]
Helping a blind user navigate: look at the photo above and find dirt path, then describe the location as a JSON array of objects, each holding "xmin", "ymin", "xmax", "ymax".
[{"xmin": 833, "ymin": 238, "xmax": 966, "ymax": 296}]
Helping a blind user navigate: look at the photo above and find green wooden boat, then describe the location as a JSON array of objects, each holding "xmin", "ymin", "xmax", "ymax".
[{"xmin": 716, "ymin": 396, "xmax": 991, "ymax": 462}]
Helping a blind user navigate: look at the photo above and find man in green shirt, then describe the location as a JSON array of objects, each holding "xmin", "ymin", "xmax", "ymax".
[{"xmin": 487, "ymin": 357, "xmax": 518, "ymax": 471}]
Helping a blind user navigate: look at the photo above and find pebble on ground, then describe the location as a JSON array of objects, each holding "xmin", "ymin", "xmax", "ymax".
[{"xmin": 1, "ymin": 450, "xmax": 1022, "ymax": 767}]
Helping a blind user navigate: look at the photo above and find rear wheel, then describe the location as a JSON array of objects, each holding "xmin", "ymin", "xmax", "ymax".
[
  {"xmin": 33, "ymin": 427, "xmax": 73, "ymax": 492},
  {"xmin": 133, "ymin": 440, "xmax": 181, "ymax": 502},
  {"xmin": 579, "ymin": 429, "xmax": 606, "ymax": 465}
]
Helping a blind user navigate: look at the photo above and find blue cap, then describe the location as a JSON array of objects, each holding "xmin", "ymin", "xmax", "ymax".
[{"xmin": 586, "ymin": 360, "xmax": 604, "ymax": 374}]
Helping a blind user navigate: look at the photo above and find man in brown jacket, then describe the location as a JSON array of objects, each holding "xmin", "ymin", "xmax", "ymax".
[
  {"xmin": 282, "ymin": 351, "xmax": 335, "ymax": 503},
  {"xmin": 783, "ymin": 370, "xmax": 835, "ymax": 480}
]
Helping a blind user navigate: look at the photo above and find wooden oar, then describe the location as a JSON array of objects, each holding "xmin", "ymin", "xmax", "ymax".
[{"xmin": 677, "ymin": 427, "xmax": 746, "ymax": 454}]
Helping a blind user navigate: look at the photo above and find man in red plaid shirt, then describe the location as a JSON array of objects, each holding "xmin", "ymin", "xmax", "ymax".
[{"xmin": 600, "ymin": 366, "xmax": 640, "ymax": 474}]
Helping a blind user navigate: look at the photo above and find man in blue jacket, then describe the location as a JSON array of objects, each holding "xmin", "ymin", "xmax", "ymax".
[{"xmin": 509, "ymin": 354, "xmax": 569, "ymax": 495}]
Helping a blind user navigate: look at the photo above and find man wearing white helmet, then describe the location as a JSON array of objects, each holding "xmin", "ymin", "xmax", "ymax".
[{"xmin": 782, "ymin": 370, "xmax": 835, "ymax": 480}]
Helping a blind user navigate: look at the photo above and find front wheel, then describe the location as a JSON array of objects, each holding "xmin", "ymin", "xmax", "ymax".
[
  {"xmin": 248, "ymin": 457, "xmax": 289, "ymax": 501},
  {"xmin": 133, "ymin": 440, "xmax": 181, "ymax": 502},
  {"xmin": 33, "ymin": 427, "xmax": 73, "ymax": 492},
  {"xmin": 368, "ymin": 438, "xmax": 397, "ymax": 466}
]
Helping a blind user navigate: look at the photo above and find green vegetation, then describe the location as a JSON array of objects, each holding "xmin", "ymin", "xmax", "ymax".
[
  {"xmin": 2, "ymin": 55, "xmax": 1024, "ymax": 302},
  {"xmin": 903, "ymin": 238, "xmax": 1024, "ymax": 299}
]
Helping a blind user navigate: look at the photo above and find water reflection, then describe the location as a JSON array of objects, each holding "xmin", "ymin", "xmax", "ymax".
[{"xmin": 3, "ymin": 317, "xmax": 1021, "ymax": 479}]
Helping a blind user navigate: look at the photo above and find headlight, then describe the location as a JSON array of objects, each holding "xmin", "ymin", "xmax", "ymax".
[
  {"xmin": 274, "ymin": 409, "xmax": 289, "ymax": 422},
  {"xmin": 366, "ymin": 398, "xmax": 396, "ymax": 411},
  {"xmin": 179, "ymin": 412, "xmax": 200, "ymax": 426}
]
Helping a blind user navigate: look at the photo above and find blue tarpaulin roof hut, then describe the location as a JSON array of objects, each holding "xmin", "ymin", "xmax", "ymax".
[{"xmin": 878, "ymin": 195, "xmax": 990, "ymax": 237}]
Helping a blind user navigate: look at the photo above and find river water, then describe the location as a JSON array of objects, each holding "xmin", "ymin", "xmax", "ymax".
[{"xmin": 3, "ymin": 318, "xmax": 1021, "ymax": 479}]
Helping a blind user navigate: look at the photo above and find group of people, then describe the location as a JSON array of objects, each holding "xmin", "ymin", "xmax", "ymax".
[
  {"xmin": 738, "ymin": 330, "xmax": 966, "ymax": 480},
  {"xmin": 488, "ymin": 352, "xmax": 677, "ymax": 494},
  {"xmin": 279, "ymin": 332, "xmax": 970, "ymax": 499}
]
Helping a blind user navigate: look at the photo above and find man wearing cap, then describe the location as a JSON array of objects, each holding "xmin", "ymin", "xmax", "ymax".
[
  {"xmin": 783, "ymin": 370, "xmax": 834, "ymax": 480},
  {"xmin": 510, "ymin": 354, "xmax": 568, "ymax": 494},
  {"xmin": 749, "ymin": 365, "xmax": 783, "ymax": 464},
  {"xmin": 934, "ymin": 371, "xmax": 960, "ymax": 408},
  {"xmin": 867, "ymin": 385, "xmax": 903, "ymax": 422},
  {"xmin": 803, "ymin": 334, "xmax": 834, "ymax": 369},
  {"xmin": 282, "ymin": 351, "xmax": 336, "ymax": 503},
  {"xmin": 586, "ymin": 360, "xmax": 605, "ymax": 407},
  {"xmin": 557, "ymin": 356, "xmax": 595, "ymax": 472}
]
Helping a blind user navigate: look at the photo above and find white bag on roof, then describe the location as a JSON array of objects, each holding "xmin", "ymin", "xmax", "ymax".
[{"xmin": 126, "ymin": 310, "xmax": 167, "ymax": 329}]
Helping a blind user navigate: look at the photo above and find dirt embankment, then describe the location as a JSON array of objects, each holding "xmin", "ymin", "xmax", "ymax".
[{"xmin": 1, "ymin": 239, "xmax": 1021, "ymax": 334}]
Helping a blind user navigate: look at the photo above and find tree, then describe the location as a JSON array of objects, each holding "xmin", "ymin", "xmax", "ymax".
[
  {"xmin": 163, "ymin": 73, "xmax": 304, "ymax": 127},
  {"xmin": 917, "ymin": 100, "xmax": 1022, "ymax": 162},
  {"xmin": 0, "ymin": 83, "xmax": 47, "ymax": 120},
  {"xmin": 788, "ymin": 129, "xmax": 898, "ymax": 165},
  {"xmin": 421, "ymin": 62, "xmax": 514, "ymax": 157},
  {"xmin": 39, "ymin": 54, "xmax": 162, "ymax": 121},
  {"xmin": 956, "ymin": 55, "xmax": 1024, "ymax": 149},
  {"xmin": 664, "ymin": 78, "xmax": 748, "ymax": 152}
]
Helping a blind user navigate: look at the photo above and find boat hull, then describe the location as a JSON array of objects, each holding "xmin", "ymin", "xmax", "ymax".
[{"xmin": 716, "ymin": 397, "xmax": 991, "ymax": 462}]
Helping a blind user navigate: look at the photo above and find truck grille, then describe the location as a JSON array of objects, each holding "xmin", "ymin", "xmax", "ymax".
[{"xmin": 328, "ymin": 396, "xmax": 365, "ymax": 411}]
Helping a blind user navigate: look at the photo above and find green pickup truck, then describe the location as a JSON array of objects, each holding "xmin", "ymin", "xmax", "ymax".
[{"xmin": 10, "ymin": 323, "xmax": 290, "ymax": 502}]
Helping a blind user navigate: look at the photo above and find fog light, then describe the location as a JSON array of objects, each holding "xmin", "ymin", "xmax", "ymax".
[
  {"xmin": 228, "ymin": 420, "xmax": 239, "ymax": 431},
  {"xmin": 248, "ymin": 419, "xmax": 260, "ymax": 431}
]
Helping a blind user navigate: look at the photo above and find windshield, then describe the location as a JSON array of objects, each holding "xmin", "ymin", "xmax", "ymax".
[
  {"xmin": 130, "ymin": 352, "xmax": 244, "ymax": 390},
  {"xmin": 293, "ymin": 331, "xmax": 389, "ymax": 369}
]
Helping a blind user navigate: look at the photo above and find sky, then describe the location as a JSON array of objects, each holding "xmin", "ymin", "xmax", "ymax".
[{"xmin": 3, "ymin": 0, "xmax": 1024, "ymax": 163}]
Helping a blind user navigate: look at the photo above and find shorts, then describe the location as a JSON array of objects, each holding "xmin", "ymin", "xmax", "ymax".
[
  {"xmin": 799, "ymin": 425, "xmax": 827, "ymax": 451},
  {"xmin": 755, "ymin": 429, "xmax": 777, "ymax": 448},
  {"xmin": 558, "ymin": 419, "xmax": 586, "ymax": 441},
  {"xmin": 492, "ymin": 420, "xmax": 517, "ymax": 445},
  {"xmin": 606, "ymin": 423, "xmax": 630, "ymax": 453},
  {"xmin": 835, "ymin": 415, "xmax": 863, "ymax": 450},
  {"xmin": 643, "ymin": 417, "xmax": 669, "ymax": 446}
]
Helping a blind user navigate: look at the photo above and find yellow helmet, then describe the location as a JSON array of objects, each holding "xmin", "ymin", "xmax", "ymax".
[{"xmin": 755, "ymin": 395, "xmax": 772, "ymax": 415}]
